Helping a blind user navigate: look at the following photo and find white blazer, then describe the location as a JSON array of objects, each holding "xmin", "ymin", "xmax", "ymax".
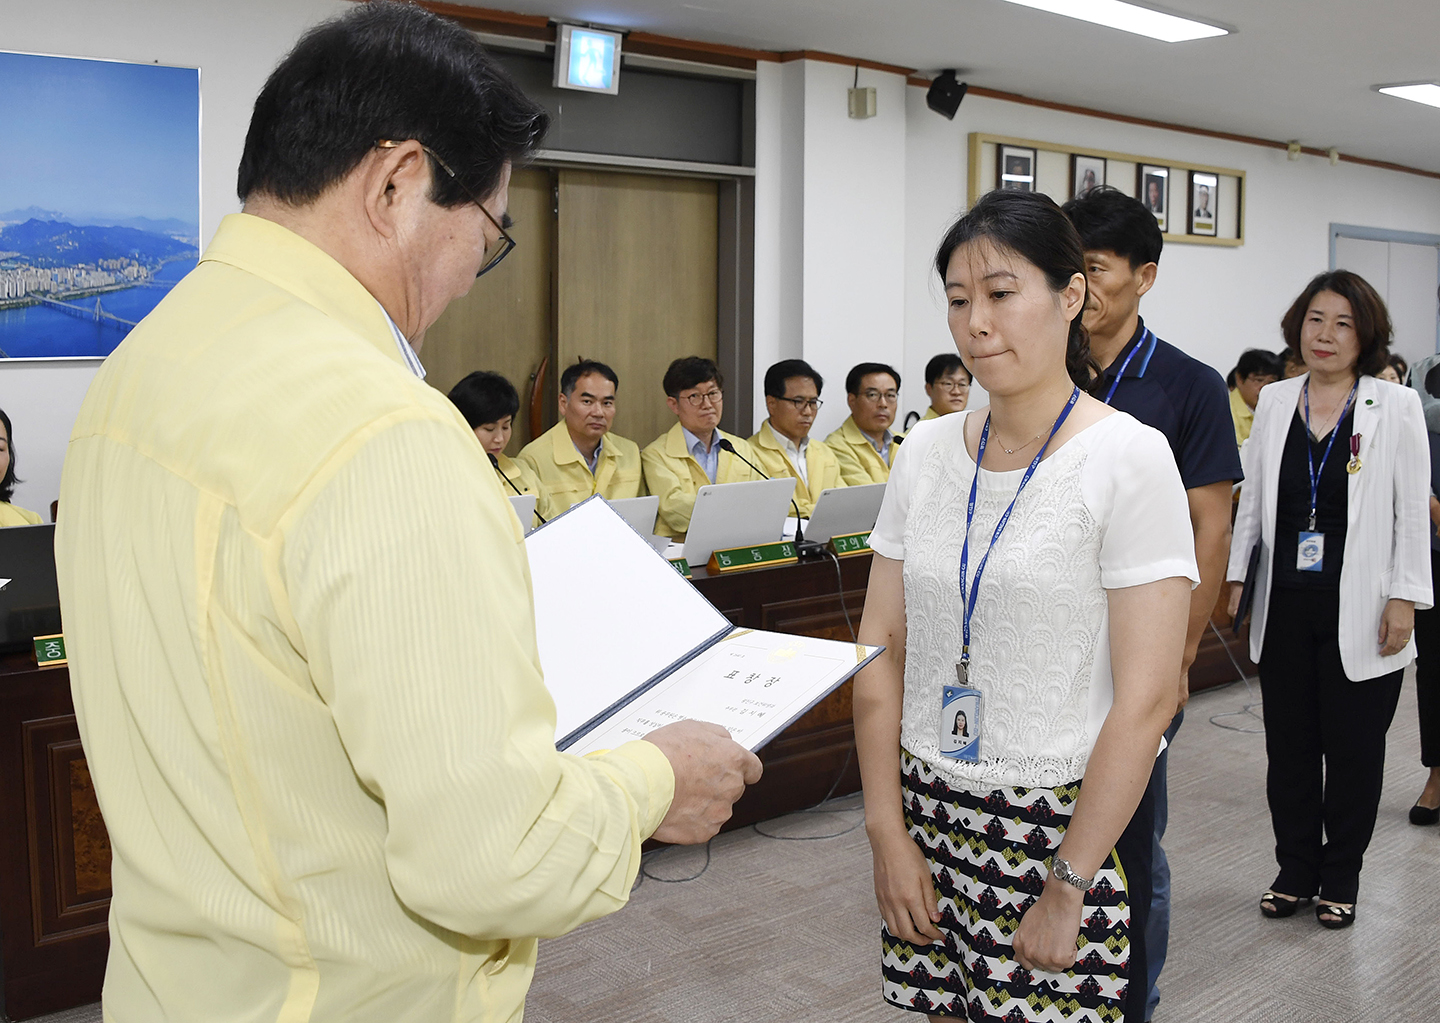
[{"xmin": 1228, "ymin": 373, "xmax": 1433, "ymax": 680}]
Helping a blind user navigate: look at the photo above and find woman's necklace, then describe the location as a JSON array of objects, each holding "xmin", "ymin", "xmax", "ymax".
[
  {"xmin": 1305, "ymin": 377, "xmax": 1356, "ymax": 439},
  {"xmin": 995, "ymin": 430, "xmax": 1045, "ymax": 456}
]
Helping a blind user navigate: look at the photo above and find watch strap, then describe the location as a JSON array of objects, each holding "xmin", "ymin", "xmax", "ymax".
[{"xmin": 1051, "ymin": 856, "xmax": 1092, "ymax": 892}]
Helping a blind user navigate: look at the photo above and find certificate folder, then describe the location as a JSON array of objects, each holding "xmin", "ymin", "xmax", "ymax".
[{"xmin": 524, "ymin": 496, "xmax": 882, "ymax": 752}]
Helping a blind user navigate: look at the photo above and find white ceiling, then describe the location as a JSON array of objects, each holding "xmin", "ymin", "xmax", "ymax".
[{"xmin": 459, "ymin": 0, "xmax": 1440, "ymax": 175}]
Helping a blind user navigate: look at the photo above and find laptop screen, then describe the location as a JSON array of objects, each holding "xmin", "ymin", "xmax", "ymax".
[{"xmin": 0, "ymin": 523, "xmax": 62, "ymax": 654}]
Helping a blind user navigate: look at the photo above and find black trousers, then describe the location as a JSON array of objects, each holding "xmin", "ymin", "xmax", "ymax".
[
  {"xmin": 1413, "ymin": 549, "xmax": 1440, "ymax": 768},
  {"xmin": 1258, "ymin": 586, "xmax": 1402, "ymax": 904}
]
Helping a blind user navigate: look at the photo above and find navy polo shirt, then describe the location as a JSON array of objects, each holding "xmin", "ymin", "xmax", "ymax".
[{"xmin": 1093, "ymin": 317, "xmax": 1243, "ymax": 490}]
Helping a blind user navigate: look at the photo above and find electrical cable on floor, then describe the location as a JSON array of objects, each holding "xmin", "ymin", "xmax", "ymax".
[
  {"xmin": 822, "ymin": 548, "xmax": 858, "ymax": 643},
  {"xmin": 1204, "ymin": 619, "xmax": 1265, "ymax": 734},
  {"xmin": 638, "ymin": 838, "xmax": 713, "ymax": 885},
  {"xmin": 752, "ymin": 746, "xmax": 867, "ymax": 840}
]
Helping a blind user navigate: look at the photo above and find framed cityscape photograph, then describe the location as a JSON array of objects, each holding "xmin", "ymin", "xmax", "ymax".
[
  {"xmin": 1071, "ymin": 154, "xmax": 1107, "ymax": 198},
  {"xmin": 997, "ymin": 145, "xmax": 1037, "ymax": 192},
  {"xmin": 0, "ymin": 50, "xmax": 201, "ymax": 360},
  {"xmin": 1189, "ymin": 170, "xmax": 1218, "ymax": 236},
  {"xmin": 1137, "ymin": 164, "xmax": 1169, "ymax": 233}
]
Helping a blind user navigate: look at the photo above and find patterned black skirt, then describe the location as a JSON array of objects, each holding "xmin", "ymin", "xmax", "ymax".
[{"xmin": 881, "ymin": 750, "xmax": 1151, "ymax": 1022}]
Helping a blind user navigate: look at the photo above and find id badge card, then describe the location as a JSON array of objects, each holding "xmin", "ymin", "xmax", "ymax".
[
  {"xmin": 1297, "ymin": 531, "xmax": 1324, "ymax": 572},
  {"xmin": 939, "ymin": 682, "xmax": 981, "ymax": 762}
]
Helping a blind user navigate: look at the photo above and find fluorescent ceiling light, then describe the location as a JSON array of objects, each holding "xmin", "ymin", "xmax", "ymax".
[
  {"xmin": 1377, "ymin": 83, "xmax": 1440, "ymax": 109},
  {"xmin": 997, "ymin": 1, "xmax": 1230, "ymax": 43}
]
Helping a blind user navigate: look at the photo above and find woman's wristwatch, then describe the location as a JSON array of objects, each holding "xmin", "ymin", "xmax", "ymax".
[{"xmin": 1050, "ymin": 856, "xmax": 1093, "ymax": 892}]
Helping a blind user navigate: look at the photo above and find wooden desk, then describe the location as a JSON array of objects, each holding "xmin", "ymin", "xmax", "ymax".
[
  {"xmin": 689, "ymin": 552, "xmax": 873, "ymax": 828},
  {"xmin": 0, "ymin": 654, "xmax": 110, "ymax": 1021}
]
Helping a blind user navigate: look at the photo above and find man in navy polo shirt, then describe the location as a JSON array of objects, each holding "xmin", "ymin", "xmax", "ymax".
[{"xmin": 1063, "ymin": 187, "xmax": 1241, "ymax": 1023}]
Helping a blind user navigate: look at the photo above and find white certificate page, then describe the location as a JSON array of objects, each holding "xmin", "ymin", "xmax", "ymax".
[{"xmin": 566, "ymin": 629, "xmax": 881, "ymax": 755}]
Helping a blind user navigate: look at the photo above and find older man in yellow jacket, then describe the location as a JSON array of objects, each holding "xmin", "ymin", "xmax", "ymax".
[
  {"xmin": 748, "ymin": 358, "xmax": 843, "ymax": 517},
  {"xmin": 518, "ymin": 358, "xmax": 644, "ymax": 520},
  {"xmin": 826, "ymin": 361, "xmax": 902, "ymax": 485},
  {"xmin": 642, "ymin": 356, "xmax": 764, "ymax": 538},
  {"xmin": 52, "ymin": 8, "xmax": 758, "ymax": 1023}
]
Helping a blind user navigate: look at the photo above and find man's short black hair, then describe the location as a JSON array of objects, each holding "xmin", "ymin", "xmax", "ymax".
[
  {"xmin": 1225, "ymin": 348, "xmax": 1283, "ymax": 388},
  {"xmin": 237, "ymin": 1, "xmax": 548, "ymax": 208},
  {"xmin": 763, "ymin": 359, "xmax": 824, "ymax": 399},
  {"xmin": 663, "ymin": 357, "xmax": 723, "ymax": 398},
  {"xmin": 924, "ymin": 353, "xmax": 970, "ymax": 386},
  {"xmin": 0, "ymin": 407, "xmax": 19, "ymax": 504},
  {"xmin": 448, "ymin": 371, "xmax": 520, "ymax": 428},
  {"xmin": 846, "ymin": 362, "xmax": 900, "ymax": 395},
  {"xmin": 1061, "ymin": 185, "xmax": 1164, "ymax": 270},
  {"xmin": 560, "ymin": 359, "xmax": 619, "ymax": 396}
]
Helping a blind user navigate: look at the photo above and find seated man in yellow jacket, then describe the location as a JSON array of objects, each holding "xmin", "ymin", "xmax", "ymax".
[
  {"xmin": 748, "ymin": 359, "xmax": 843, "ymax": 518},
  {"xmin": 448, "ymin": 371, "xmax": 542, "ymax": 503},
  {"xmin": 826, "ymin": 361, "xmax": 901, "ymax": 485},
  {"xmin": 920, "ymin": 352, "xmax": 971, "ymax": 421},
  {"xmin": 517, "ymin": 359, "xmax": 644, "ymax": 520},
  {"xmin": 642, "ymin": 356, "xmax": 764, "ymax": 538}
]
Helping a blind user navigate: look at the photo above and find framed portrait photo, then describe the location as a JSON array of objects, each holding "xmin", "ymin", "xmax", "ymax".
[
  {"xmin": 1070, "ymin": 154, "xmax": 1107, "ymax": 199},
  {"xmin": 997, "ymin": 145, "xmax": 1037, "ymax": 192},
  {"xmin": 1137, "ymin": 164, "xmax": 1169, "ymax": 233},
  {"xmin": 1188, "ymin": 171, "xmax": 1218, "ymax": 236}
]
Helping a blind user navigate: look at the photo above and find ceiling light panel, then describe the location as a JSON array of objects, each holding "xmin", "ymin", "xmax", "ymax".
[
  {"xmin": 997, "ymin": 1, "xmax": 1230, "ymax": 43},
  {"xmin": 1377, "ymin": 83, "xmax": 1440, "ymax": 109}
]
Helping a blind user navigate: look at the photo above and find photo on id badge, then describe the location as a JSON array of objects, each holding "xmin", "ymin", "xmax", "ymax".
[
  {"xmin": 940, "ymin": 685, "xmax": 981, "ymax": 762},
  {"xmin": 1298, "ymin": 531, "xmax": 1324, "ymax": 572}
]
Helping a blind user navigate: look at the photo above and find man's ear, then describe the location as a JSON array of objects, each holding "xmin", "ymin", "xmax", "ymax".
[
  {"xmin": 666, "ymin": 396, "xmax": 680, "ymax": 417},
  {"xmin": 1134, "ymin": 261, "xmax": 1158, "ymax": 300},
  {"xmin": 363, "ymin": 140, "xmax": 430, "ymax": 239}
]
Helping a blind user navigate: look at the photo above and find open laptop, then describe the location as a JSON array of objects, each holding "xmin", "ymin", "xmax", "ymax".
[
  {"xmin": 507, "ymin": 494, "xmax": 538, "ymax": 536},
  {"xmin": 682, "ymin": 476, "xmax": 796, "ymax": 566},
  {"xmin": 803, "ymin": 482, "xmax": 887, "ymax": 544},
  {"xmin": 605, "ymin": 495, "xmax": 660, "ymax": 538},
  {"xmin": 0, "ymin": 523, "xmax": 62, "ymax": 654}
]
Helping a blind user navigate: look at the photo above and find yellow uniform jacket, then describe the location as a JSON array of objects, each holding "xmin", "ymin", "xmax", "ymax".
[
  {"xmin": 641, "ymin": 423, "xmax": 764, "ymax": 538},
  {"xmin": 747, "ymin": 421, "xmax": 844, "ymax": 518},
  {"xmin": 826, "ymin": 415, "xmax": 896, "ymax": 486},
  {"xmin": 517, "ymin": 421, "xmax": 644, "ymax": 521},
  {"xmin": 53, "ymin": 213, "xmax": 673, "ymax": 1023},
  {"xmin": 0, "ymin": 501, "xmax": 43, "ymax": 526}
]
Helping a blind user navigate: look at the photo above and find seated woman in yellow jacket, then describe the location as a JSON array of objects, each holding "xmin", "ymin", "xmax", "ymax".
[
  {"xmin": 446, "ymin": 371, "xmax": 542, "ymax": 506},
  {"xmin": 0, "ymin": 408, "xmax": 44, "ymax": 527},
  {"xmin": 517, "ymin": 359, "xmax": 644, "ymax": 521},
  {"xmin": 641, "ymin": 356, "xmax": 764, "ymax": 539},
  {"xmin": 748, "ymin": 358, "xmax": 843, "ymax": 517},
  {"xmin": 826, "ymin": 362, "xmax": 901, "ymax": 486}
]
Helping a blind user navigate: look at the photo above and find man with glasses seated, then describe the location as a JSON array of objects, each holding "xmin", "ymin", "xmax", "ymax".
[
  {"xmin": 518, "ymin": 358, "xmax": 644, "ymax": 520},
  {"xmin": 826, "ymin": 362, "xmax": 902, "ymax": 485},
  {"xmin": 748, "ymin": 359, "xmax": 844, "ymax": 517},
  {"xmin": 642, "ymin": 356, "xmax": 764, "ymax": 538},
  {"xmin": 920, "ymin": 352, "xmax": 972, "ymax": 421}
]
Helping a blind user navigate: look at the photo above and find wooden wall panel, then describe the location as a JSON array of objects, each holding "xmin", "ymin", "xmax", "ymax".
[
  {"xmin": 557, "ymin": 170, "xmax": 719, "ymax": 449},
  {"xmin": 420, "ymin": 166, "xmax": 555, "ymax": 454}
]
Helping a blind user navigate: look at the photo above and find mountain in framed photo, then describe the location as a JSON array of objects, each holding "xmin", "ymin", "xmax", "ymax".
[{"xmin": 0, "ymin": 50, "xmax": 200, "ymax": 360}]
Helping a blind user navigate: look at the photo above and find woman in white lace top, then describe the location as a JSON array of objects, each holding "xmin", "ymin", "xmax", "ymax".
[{"xmin": 854, "ymin": 190, "xmax": 1198, "ymax": 1023}]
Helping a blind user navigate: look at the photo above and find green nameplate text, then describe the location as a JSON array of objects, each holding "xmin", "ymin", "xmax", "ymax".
[
  {"xmin": 707, "ymin": 541, "xmax": 799, "ymax": 574},
  {"xmin": 34, "ymin": 633, "xmax": 67, "ymax": 667},
  {"xmin": 668, "ymin": 557, "xmax": 692, "ymax": 579},
  {"xmin": 829, "ymin": 531, "xmax": 872, "ymax": 557}
]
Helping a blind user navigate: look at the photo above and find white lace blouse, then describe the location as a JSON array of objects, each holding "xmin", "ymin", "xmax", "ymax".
[{"xmin": 868, "ymin": 409, "xmax": 1197, "ymax": 793}]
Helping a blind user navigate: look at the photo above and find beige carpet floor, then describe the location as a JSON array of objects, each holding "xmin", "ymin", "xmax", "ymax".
[{"xmin": 32, "ymin": 674, "xmax": 1438, "ymax": 1023}]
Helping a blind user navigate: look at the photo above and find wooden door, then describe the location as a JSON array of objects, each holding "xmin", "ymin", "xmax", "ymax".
[
  {"xmin": 556, "ymin": 170, "xmax": 718, "ymax": 449},
  {"xmin": 421, "ymin": 166, "xmax": 553, "ymax": 455}
]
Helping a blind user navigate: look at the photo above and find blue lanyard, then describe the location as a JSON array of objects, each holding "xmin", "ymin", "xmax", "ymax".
[
  {"xmin": 1101, "ymin": 329, "xmax": 1152, "ymax": 405},
  {"xmin": 1302, "ymin": 378, "xmax": 1358, "ymax": 530},
  {"xmin": 957, "ymin": 387, "xmax": 1081, "ymax": 668}
]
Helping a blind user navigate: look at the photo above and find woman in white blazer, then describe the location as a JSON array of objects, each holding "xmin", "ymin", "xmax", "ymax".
[{"xmin": 1227, "ymin": 270, "xmax": 1432, "ymax": 930}]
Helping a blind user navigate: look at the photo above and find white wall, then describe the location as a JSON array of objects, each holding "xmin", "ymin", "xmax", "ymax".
[
  {"xmin": 0, "ymin": 0, "xmax": 345, "ymax": 514},
  {"xmin": 900, "ymin": 88, "xmax": 1440, "ymax": 422}
]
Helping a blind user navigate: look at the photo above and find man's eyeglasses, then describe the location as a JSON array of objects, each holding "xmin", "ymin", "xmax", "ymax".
[
  {"xmin": 933, "ymin": 378, "xmax": 970, "ymax": 393},
  {"xmin": 777, "ymin": 397, "xmax": 823, "ymax": 412},
  {"xmin": 860, "ymin": 389, "xmax": 899, "ymax": 405},
  {"xmin": 375, "ymin": 140, "xmax": 516, "ymax": 278},
  {"xmin": 681, "ymin": 389, "xmax": 724, "ymax": 407}
]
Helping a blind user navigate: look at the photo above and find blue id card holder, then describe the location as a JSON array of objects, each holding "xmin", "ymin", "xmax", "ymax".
[
  {"xmin": 1297, "ymin": 531, "xmax": 1324, "ymax": 572},
  {"xmin": 939, "ymin": 683, "xmax": 981, "ymax": 762}
]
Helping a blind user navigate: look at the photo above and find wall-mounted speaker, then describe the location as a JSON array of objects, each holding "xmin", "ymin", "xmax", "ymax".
[{"xmin": 926, "ymin": 70, "xmax": 967, "ymax": 120}]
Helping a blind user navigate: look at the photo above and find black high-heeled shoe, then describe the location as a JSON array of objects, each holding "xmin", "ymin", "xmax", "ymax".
[
  {"xmin": 1316, "ymin": 901, "xmax": 1355, "ymax": 929},
  {"xmin": 1409, "ymin": 802, "xmax": 1440, "ymax": 826},
  {"xmin": 1259, "ymin": 890, "xmax": 1312, "ymax": 918}
]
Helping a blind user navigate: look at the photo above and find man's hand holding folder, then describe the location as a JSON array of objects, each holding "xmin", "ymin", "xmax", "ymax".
[{"xmin": 645, "ymin": 720, "xmax": 764, "ymax": 843}]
